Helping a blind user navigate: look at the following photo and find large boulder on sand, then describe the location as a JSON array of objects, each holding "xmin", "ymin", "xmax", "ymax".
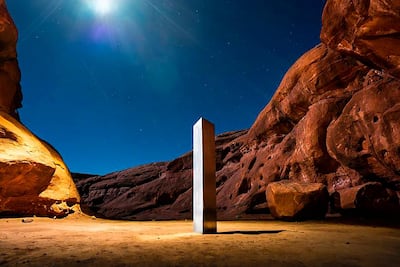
[
  {"xmin": 266, "ymin": 181, "xmax": 329, "ymax": 220},
  {"xmin": 331, "ymin": 182, "xmax": 400, "ymax": 217},
  {"xmin": 0, "ymin": 1, "xmax": 80, "ymax": 217}
]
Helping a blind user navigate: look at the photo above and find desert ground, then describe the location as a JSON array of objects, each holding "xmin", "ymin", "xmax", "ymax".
[{"xmin": 0, "ymin": 214, "xmax": 399, "ymax": 267}]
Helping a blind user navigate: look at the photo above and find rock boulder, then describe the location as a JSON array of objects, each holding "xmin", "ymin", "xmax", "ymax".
[
  {"xmin": 266, "ymin": 181, "xmax": 329, "ymax": 220},
  {"xmin": 331, "ymin": 182, "xmax": 400, "ymax": 217}
]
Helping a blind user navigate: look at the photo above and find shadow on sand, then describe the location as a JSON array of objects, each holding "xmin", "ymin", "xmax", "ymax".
[
  {"xmin": 218, "ymin": 230, "xmax": 284, "ymax": 235},
  {"xmin": 324, "ymin": 216, "xmax": 400, "ymax": 229}
]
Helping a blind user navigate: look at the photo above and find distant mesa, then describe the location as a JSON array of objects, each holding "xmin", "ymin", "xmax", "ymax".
[
  {"xmin": 74, "ymin": 0, "xmax": 400, "ymax": 221},
  {"xmin": 0, "ymin": 0, "xmax": 80, "ymax": 218},
  {"xmin": 71, "ymin": 173, "xmax": 100, "ymax": 180}
]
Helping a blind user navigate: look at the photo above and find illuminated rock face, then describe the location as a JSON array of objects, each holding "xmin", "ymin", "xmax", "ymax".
[
  {"xmin": 321, "ymin": 0, "xmax": 400, "ymax": 79},
  {"xmin": 76, "ymin": 0, "xmax": 399, "ymax": 220},
  {"xmin": 0, "ymin": 112, "xmax": 80, "ymax": 217},
  {"xmin": 0, "ymin": 1, "xmax": 80, "ymax": 217}
]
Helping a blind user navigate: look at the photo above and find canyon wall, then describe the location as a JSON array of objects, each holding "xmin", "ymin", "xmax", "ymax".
[{"xmin": 0, "ymin": 0, "xmax": 80, "ymax": 218}]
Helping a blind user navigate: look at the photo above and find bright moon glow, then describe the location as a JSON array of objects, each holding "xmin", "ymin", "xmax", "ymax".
[{"xmin": 86, "ymin": 0, "xmax": 114, "ymax": 16}]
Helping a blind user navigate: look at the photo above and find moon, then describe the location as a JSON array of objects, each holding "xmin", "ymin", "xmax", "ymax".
[{"xmin": 86, "ymin": 0, "xmax": 114, "ymax": 16}]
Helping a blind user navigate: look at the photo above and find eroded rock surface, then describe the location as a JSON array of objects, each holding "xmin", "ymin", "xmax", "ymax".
[
  {"xmin": 76, "ymin": 0, "xmax": 400, "ymax": 220},
  {"xmin": 0, "ymin": 1, "xmax": 80, "ymax": 217},
  {"xmin": 321, "ymin": 0, "xmax": 400, "ymax": 78},
  {"xmin": 331, "ymin": 182, "xmax": 400, "ymax": 216},
  {"xmin": 0, "ymin": 112, "xmax": 80, "ymax": 217},
  {"xmin": 0, "ymin": 0, "xmax": 21, "ymax": 119}
]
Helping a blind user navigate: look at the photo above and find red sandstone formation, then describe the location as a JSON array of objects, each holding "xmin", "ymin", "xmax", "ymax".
[
  {"xmin": 0, "ymin": 0, "xmax": 80, "ymax": 218},
  {"xmin": 75, "ymin": 0, "xmax": 400, "ymax": 221},
  {"xmin": 320, "ymin": 0, "xmax": 400, "ymax": 79},
  {"xmin": 0, "ymin": 0, "xmax": 21, "ymax": 119},
  {"xmin": 331, "ymin": 182, "xmax": 399, "ymax": 217}
]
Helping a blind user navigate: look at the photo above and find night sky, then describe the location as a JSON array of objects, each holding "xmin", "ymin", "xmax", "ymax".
[{"xmin": 7, "ymin": 0, "xmax": 325, "ymax": 175}]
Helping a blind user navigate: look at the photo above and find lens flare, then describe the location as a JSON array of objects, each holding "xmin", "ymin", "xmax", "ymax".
[{"xmin": 86, "ymin": 0, "xmax": 114, "ymax": 16}]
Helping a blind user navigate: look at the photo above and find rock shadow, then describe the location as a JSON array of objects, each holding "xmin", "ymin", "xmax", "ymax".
[{"xmin": 218, "ymin": 230, "xmax": 284, "ymax": 235}]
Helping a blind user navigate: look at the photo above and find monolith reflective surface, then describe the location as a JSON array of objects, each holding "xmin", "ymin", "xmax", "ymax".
[{"xmin": 193, "ymin": 117, "xmax": 216, "ymax": 234}]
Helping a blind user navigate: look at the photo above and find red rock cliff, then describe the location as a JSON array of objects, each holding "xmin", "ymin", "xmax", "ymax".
[
  {"xmin": 0, "ymin": 0, "xmax": 80, "ymax": 218},
  {"xmin": 0, "ymin": 0, "xmax": 21, "ymax": 119}
]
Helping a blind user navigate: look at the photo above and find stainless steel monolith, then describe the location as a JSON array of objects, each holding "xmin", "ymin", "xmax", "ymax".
[{"xmin": 193, "ymin": 117, "xmax": 217, "ymax": 234}]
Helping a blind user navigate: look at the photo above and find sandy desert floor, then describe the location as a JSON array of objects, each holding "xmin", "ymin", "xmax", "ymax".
[{"xmin": 0, "ymin": 214, "xmax": 399, "ymax": 267}]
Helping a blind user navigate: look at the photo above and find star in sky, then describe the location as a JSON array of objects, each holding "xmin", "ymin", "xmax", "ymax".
[{"xmin": 7, "ymin": 0, "xmax": 325, "ymax": 175}]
